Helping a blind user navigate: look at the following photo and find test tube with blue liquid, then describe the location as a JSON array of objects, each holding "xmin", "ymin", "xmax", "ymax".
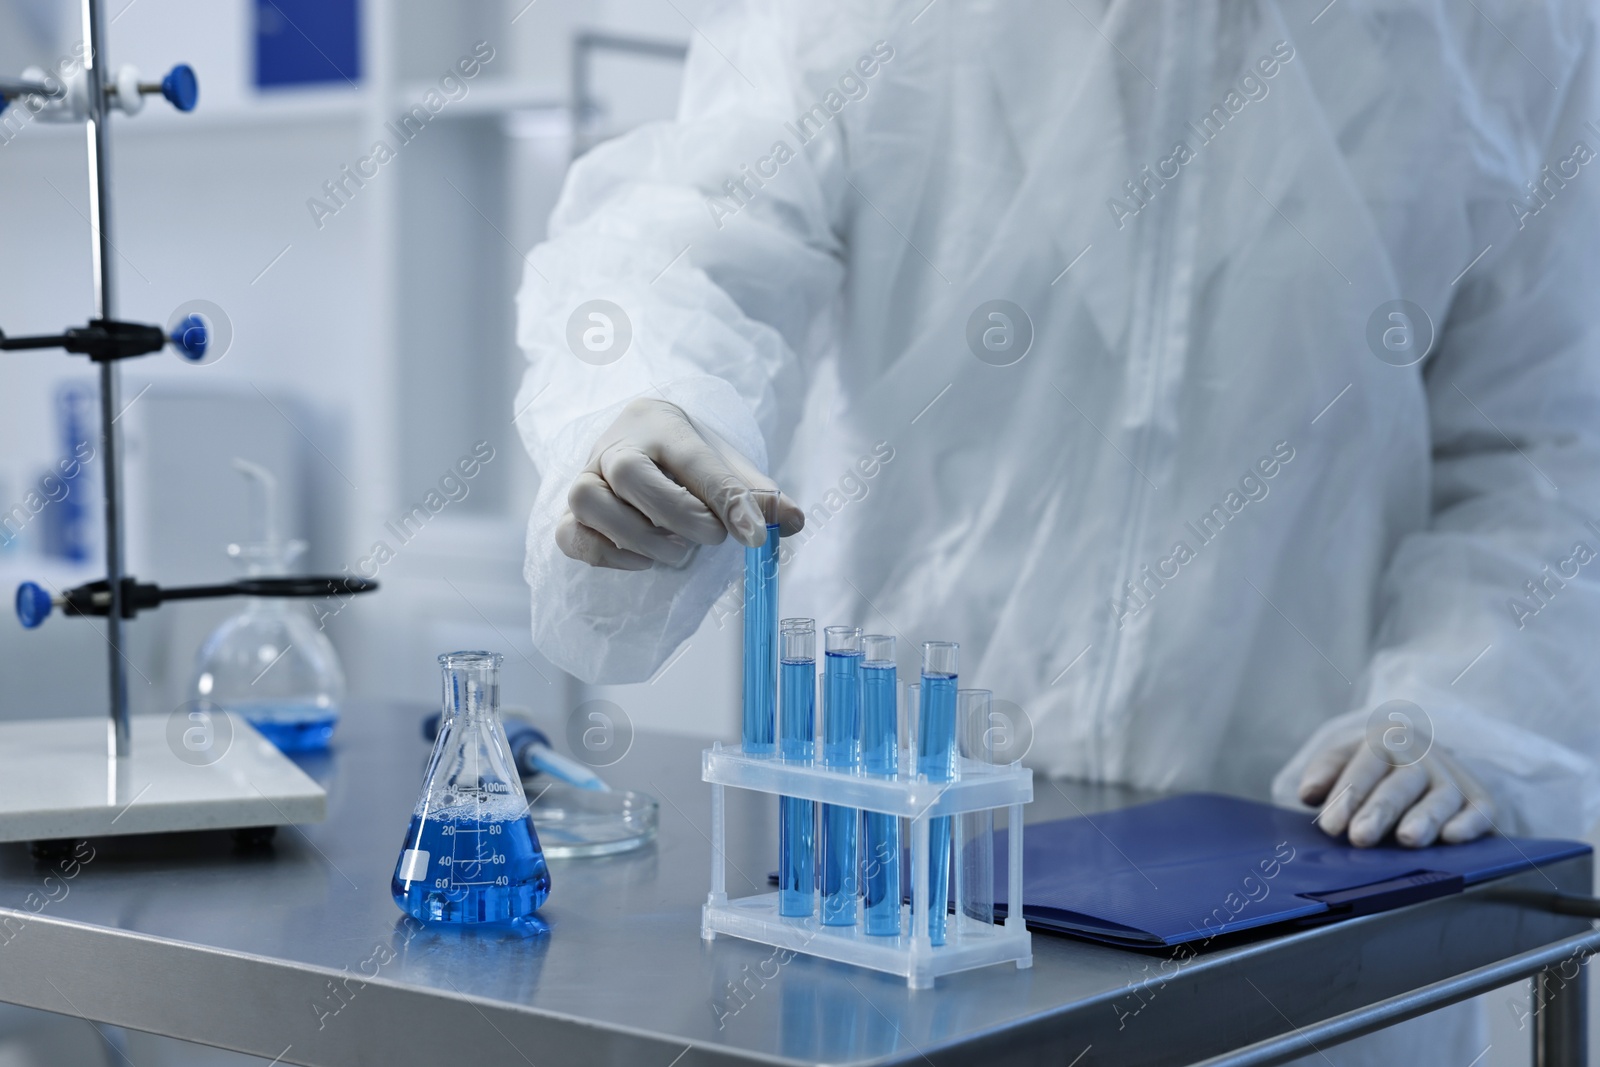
[
  {"xmin": 778, "ymin": 618, "xmax": 817, "ymax": 917},
  {"xmin": 860, "ymin": 634, "xmax": 901, "ymax": 936},
  {"xmin": 918, "ymin": 641, "xmax": 958, "ymax": 946},
  {"xmin": 821, "ymin": 625, "xmax": 863, "ymax": 926},
  {"xmin": 741, "ymin": 490, "xmax": 781, "ymax": 756}
]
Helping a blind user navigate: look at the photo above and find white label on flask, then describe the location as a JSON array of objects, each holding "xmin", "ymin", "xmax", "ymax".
[{"xmin": 398, "ymin": 849, "xmax": 431, "ymax": 882}]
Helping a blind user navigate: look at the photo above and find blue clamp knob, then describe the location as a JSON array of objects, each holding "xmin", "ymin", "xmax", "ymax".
[
  {"xmin": 16, "ymin": 582, "xmax": 52, "ymax": 629},
  {"xmin": 161, "ymin": 64, "xmax": 198, "ymax": 112},
  {"xmin": 170, "ymin": 313, "xmax": 208, "ymax": 361}
]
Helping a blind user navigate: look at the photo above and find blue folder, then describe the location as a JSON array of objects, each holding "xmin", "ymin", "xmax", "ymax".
[{"xmin": 991, "ymin": 793, "xmax": 1589, "ymax": 947}]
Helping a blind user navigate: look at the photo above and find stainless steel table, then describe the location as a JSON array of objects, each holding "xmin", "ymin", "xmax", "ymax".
[{"xmin": 0, "ymin": 699, "xmax": 1592, "ymax": 1067}]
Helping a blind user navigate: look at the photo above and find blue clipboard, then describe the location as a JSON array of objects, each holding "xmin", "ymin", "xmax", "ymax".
[{"xmin": 991, "ymin": 793, "xmax": 1590, "ymax": 946}]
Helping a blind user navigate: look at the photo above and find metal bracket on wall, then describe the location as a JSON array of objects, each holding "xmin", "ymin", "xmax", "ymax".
[{"xmin": 569, "ymin": 31, "xmax": 687, "ymax": 160}]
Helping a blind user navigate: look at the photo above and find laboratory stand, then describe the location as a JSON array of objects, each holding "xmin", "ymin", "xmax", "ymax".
[{"xmin": 0, "ymin": 0, "xmax": 376, "ymax": 847}]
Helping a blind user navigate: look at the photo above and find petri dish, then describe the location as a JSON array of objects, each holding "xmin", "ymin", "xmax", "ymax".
[{"xmin": 524, "ymin": 782, "xmax": 659, "ymax": 858}]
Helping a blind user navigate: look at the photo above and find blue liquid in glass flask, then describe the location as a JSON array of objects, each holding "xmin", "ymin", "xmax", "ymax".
[
  {"xmin": 190, "ymin": 461, "xmax": 344, "ymax": 753},
  {"xmin": 392, "ymin": 651, "xmax": 551, "ymax": 926}
]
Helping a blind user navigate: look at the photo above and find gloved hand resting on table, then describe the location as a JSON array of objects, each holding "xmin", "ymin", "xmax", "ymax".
[
  {"xmin": 1298, "ymin": 739, "xmax": 1497, "ymax": 849},
  {"xmin": 557, "ymin": 398, "xmax": 804, "ymax": 570}
]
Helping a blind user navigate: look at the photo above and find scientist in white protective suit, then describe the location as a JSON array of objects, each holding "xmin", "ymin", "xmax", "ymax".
[{"xmin": 513, "ymin": 1, "xmax": 1600, "ymax": 1061}]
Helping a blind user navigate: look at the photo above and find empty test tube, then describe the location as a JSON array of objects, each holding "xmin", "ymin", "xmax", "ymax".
[
  {"xmin": 741, "ymin": 490, "xmax": 781, "ymax": 755},
  {"xmin": 778, "ymin": 619, "xmax": 817, "ymax": 917},
  {"xmin": 918, "ymin": 641, "xmax": 958, "ymax": 946},
  {"xmin": 860, "ymin": 635, "xmax": 901, "ymax": 936},
  {"xmin": 957, "ymin": 689, "xmax": 996, "ymax": 929},
  {"xmin": 821, "ymin": 625, "xmax": 863, "ymax": 926}
]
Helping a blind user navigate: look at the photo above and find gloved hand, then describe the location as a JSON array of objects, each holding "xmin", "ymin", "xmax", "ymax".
[
  {"xmin": 557, "ymin": 398, "xmax": 804, "ymax": 570},
  {"xmin": 1298, "ymin": 739, "xmax": 1497, "ymax": 848}
]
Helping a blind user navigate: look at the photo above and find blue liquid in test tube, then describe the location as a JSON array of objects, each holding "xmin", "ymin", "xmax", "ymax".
[
  {"xmin": 821, "ymin": 626, "xmax": 863, "ymax": 926},
  {"xmin": 741, "ymin": 492, "xmax": 780, "ymax": 755},
  {"xmin": 918, "ymin": 642, "xmax": 959, "ymax": 946},
  {"xmin": 778, "ymin": 619, "xmax": 816, "ymax": 917},
  {"xmin": 860, "ymin": 635, "xmax": 900, "ymax": 936}
]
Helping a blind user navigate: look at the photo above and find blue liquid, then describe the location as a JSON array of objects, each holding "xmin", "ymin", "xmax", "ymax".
[
  {"xmin": 779, "ymin": 656, "xmax": 816, "ymax": 917},
  {"xmin": 779, "ymin": 659, "xmax": 817, "ymax": 761},
  {"xmin": 392, "ymin": 808, "xmax": 551, "ymax": 926},
  {"xmin": 821, "ymin": 648, "xmax": 862, "ymax": 926},
  {"xmin": 248, "ymin": 712, "xmax": 338, "ymax": 753},
  {"xmin": 861, "ymin": 812, "xmax": 901, "ymax": 935},
  {"xmin": 919, "ymin": 672, "xmax": 957, "ymax": 945},
  {"xmin": 861, "ymin": 661, "xmax": 900, "ymax": 936},
  {"xmin": 860, "ymin": 663, "xmax": 897, "ymax": 776},
  {"xmin": 236, "ymin": 701, "xmax": 339, "ymax": 752},
  {"xmin": 821, "ymin": 805, "xmax": 857, "ymax": 926},
  {"xmin": 741, "ymin": 524, "xmax": 780, "ymax": 755}
]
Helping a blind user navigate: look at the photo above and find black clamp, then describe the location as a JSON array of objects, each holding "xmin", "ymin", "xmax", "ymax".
[
  {"xmin": 17, "ymin": 575, "xmax": 380, "ymax": 627},
  {"xmin": 1, "ymin": 315, "xmax": 205, "ymax": 362}
]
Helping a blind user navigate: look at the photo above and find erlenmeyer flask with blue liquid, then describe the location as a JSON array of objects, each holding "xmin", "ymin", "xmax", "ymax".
[{"xmin": 392, "ymin": 651, "xmax": 552, "ymax": 926}]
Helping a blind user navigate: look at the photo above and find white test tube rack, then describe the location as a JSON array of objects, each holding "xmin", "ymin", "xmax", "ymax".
[{"xmin": 701, "ymin": 742, "xmax": 1033, "ymax": 989}]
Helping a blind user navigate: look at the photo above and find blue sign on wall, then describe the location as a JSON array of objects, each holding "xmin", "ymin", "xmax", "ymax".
[{"xmin": 254, "ymin": 0, "xmax": 362, "ymax": 89}]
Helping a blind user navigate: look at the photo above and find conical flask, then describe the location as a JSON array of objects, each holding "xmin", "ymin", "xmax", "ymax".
[{"xmin": 391, "ymin": 652, "xmax": 552, "ymax": 925}]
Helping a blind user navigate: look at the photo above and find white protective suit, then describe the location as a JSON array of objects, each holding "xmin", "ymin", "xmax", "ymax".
[{"xmin": 516, "ymin": 2, "xmax": 1600, "ymax": 1061}]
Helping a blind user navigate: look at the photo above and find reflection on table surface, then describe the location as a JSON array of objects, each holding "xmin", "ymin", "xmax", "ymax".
[{"xmin": 0, "ymin": 699, "xmax": 1168, "ymax": 1064}]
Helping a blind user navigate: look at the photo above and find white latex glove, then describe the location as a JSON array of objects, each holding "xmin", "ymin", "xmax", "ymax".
[
  {"xmin": 1298, "ymin": 739, "xmax": 1498, "ymax": 848},
  {"xmin": 557, "ymin": 398, "xmax": 804, "ymax": 570}
]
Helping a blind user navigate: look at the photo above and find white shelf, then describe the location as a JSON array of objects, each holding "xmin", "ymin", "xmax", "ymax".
[
  {"xmin": 5, "ymin": 82, "xmax": 563, "ymax": 141},
  {"xmin": 395, "ymin": 79, "xmax": 563, "ymax": 118},
  {"xmin": 4, "ymin": 93, "xmax": 372, "ymax": 139}
]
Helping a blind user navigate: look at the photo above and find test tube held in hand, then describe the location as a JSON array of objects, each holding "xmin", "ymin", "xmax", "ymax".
[
  {"xmin": 860, "ymin": 635, "xmax": 901, "ymax": 936},
  {"xmin": 821, "ymin": 625, "xmax": 863, "ymax": 926},
  {"xmin": 918, "ymin": 642, "xmax": 958, "ymax": 946},
  {"xmin": 741, "ymin": 490, "xmax": 781, "ymax": 755},
  {"xmin": 778, "ymin": 619, "xmax": 817, "ymax": 917}
]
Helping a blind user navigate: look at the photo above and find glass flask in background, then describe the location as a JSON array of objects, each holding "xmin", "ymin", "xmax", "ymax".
[
  {"xmin": 393, "ymin": 651, "xmax": 552, "ymax": 926},
  {"xmin": 190, "ymin": 460, "xmax": 344, "ymax": 752}
]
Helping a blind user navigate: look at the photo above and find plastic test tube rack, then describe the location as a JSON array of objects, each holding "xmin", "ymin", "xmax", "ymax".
[{"xmin": 701, "ymin": 742, "xmax": 1033, "ymax": 989}]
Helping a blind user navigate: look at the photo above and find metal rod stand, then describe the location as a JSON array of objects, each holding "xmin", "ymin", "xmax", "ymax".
[{"xmin": 80, "ymin": 0, "xmax": 130, "ymax": 757}]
